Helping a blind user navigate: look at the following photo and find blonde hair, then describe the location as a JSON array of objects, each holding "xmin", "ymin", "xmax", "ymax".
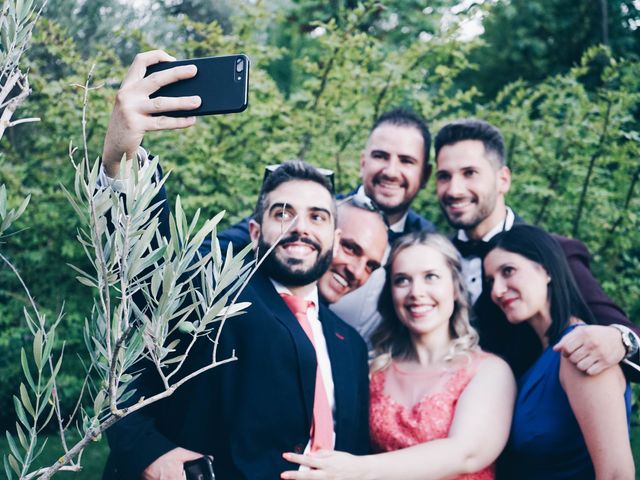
[{"xmin": 370, "ymin": 232, "xmax": 479, "ymax": 374}]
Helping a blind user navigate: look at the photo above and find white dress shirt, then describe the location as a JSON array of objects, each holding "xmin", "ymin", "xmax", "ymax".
[{"xmin": 457, "ymin": 207, "xmax": 515, "ymax": 305}]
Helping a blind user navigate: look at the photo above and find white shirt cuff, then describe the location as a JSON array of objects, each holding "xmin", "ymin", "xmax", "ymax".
[{"xmin": 97, "ymin": 146, "xmax": 152, "ymax": 192}]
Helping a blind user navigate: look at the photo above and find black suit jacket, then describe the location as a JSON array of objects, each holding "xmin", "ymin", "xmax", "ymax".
[
  {"xmin": 471, "ymin": 214, "xmax": 640, "ymax": 380},
  {"xmin": 102, "ymin": 162, "xmax": 370, "ymax": 479},
  {"xmin": 104, "ymin": 267, "xmax": 370, "ymax": 480}
]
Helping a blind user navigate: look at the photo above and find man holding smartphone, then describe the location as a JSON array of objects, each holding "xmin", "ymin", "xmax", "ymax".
[{"xmin": 100, "ymin": 51, "xmax": 369, "ymax": 480}]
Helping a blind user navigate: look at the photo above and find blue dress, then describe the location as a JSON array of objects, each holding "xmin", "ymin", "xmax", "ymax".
[{"xmin": 498, "ymin": 325, "xmax": 631, "ymax": 480}]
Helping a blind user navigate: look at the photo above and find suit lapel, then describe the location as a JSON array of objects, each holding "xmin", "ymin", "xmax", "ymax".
[
  {"xmin": 251, "ymin": 271, "xmax": 317, "ymax": 427},
  {"xmin": 511, "ymin": 209, "xmax": 526, "ymax": 226},
  {"xmin": 319, "ymin": 304, "xmax": 353, "ymax": 445}
]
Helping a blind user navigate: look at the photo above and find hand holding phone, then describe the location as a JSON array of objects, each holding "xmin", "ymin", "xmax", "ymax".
[
  {"xmin": 145, "ymin": 54, "xmax": 250, "ymax": 117},
  {"xmin": 102, "ymin": 50, "xmax": 200, "ymax": 176}
]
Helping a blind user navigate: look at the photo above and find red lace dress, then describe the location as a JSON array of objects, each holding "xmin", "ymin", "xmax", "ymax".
[{"xmin": 369, "ymin": 352, "xmax": 494, "ymax": 480}]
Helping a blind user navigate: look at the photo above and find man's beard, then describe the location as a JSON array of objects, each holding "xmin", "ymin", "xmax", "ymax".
[
  {"xmin": 374, "ymin": 197, "xmax": 412, "ymax": 218},
  {"xmin": 366, "ymin": 177, "xmax": 414, "ymax": 219},
  {"xmin": 257, "ymin": 233, "xmax": 333, "ymax": 287},
  {"xmin": 440, "ymin": 193, "xmax": 497, "ymax": 232},
  {"xmin": 445, "ymin": 212, "xmax": 484, "ymax": 231}
]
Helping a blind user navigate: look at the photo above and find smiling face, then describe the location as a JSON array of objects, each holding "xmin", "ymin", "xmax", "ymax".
[
  {"xmin": 484, "ymin": 247, "xmax": 552, "ymax": 328},
  {"xmin": 318, "ymin": 205, "xmax": 388, "ymax": 303},
  {"xmin": 390, "ymin": 244, "xmax": 455, "ymax": 343},
  {"xmin": 360, "ymin": 123, "xmax": 429, "ymax": 225},
  {"xmin": 435, "ymin": 140, "xmax": 511, "ymax": 240},
  {"xmin": 249, "ymin": 180, "xmax": 338, "ymax": 288}
]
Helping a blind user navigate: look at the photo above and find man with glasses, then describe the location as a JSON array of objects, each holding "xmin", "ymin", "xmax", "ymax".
[
  {"xmin": 100, "ymin": 51, "xmax": 370, "ymax": 480},
  {"xmin": 218, "ymin": 192, "xmax": 389, "ymax": 305}
]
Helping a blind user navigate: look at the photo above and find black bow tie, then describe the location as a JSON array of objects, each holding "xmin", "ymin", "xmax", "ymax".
[
  {"xmin": 452, "ymin": 237, "xmax": 493, "ymax": 259},
  {"xmin": 388, "ymin": 229, "xmax": 404, "ymax": 244}
]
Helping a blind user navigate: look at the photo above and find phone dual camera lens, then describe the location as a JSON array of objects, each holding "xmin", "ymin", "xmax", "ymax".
[{"xmin": 235, "ymin": 57, "xmax": 246, "ymax": 82}]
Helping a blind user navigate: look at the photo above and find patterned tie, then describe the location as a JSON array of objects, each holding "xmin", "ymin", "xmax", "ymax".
[{"xmin": 279, "ymin": 293, "xmax": 334, "ymax": 451}]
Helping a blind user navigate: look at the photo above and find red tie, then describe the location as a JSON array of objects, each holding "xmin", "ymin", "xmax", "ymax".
[{"xmin": 279, "ymin": 293, "xmax": 334, "ymax": 451}]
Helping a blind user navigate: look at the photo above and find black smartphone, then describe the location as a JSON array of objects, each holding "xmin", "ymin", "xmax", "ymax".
[
  {"xmin": 145, "ymin": 54, "xmax": 250, "ymax": 117},
  {"xmin": 184, "ymin": 456, "xmax": 215, "ymax": 480}
]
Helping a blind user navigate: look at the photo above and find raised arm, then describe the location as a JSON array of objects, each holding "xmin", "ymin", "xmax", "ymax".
[
  {"xmin": 281, "ymin": 355, "xmax": 516, "ymax": 480},
  {"xmin": 102, "ymin": 50, "xmax": 201, "ymax": 178},
  {"xmin": 559, "ymin": 356, "xmax": 634, "ymax": 479},
  {"xmin": 101, "ymin": 50, "xmax": 208, "ymax": 480}
]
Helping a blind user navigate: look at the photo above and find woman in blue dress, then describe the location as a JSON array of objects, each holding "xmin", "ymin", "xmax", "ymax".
[{"xmin": 483, "ymin": 225, "xmax": 634, "ymax": 480}]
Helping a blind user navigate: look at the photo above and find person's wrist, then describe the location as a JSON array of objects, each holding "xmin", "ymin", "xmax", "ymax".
[
  {"xmin": 611, "ymin": 325, "xmax": 639, "ymax": 359},
  {"xmin": 101, "ymin": 149, "xmax": 138, "ymax": 179},
  {"xmin": 361, "ymin": 454, "xmax": 380, "ymax": 480}
]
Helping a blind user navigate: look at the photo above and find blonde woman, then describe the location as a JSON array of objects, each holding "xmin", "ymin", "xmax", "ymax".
[{"xmin": 282, "ymin": 232, "xmax": 516, "ymax": 480}]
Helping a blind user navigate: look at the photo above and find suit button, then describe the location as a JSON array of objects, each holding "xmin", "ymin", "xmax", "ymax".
[{"xmin": 294, "ymin": 444, "xmax": 304, "ymax": 454}]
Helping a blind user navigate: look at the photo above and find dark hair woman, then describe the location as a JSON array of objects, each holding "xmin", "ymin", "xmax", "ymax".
[{"xmin": 484, "ymin": 224, "xmax": 634, "ymax": 480}]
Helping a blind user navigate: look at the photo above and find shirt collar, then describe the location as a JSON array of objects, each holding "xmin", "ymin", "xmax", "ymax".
[
  {"xmin": 457, "ymin": 207, "xmax": 515, "ymax": 242},
  {"xmin": 270, "ymin": 278, "xmax": 319, "ymax": 309},
  {"xmin": 355, "ymin": 185, "xmax": 408, "ymax": 233}
]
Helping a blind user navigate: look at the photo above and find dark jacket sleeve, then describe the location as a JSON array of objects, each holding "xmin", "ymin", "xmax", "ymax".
[
  {"xmin": 217, "ymin": 216, "xmax": 252, "ymax": 254},
  {"xmin": 554, "ymin": 235, "xmax": 640, "ymax": 381},
  {"xmin": 102, "ymin": 161, "xmax": 189, "ymax": 479},
  {"xmin": 355, "ymin": 338, "xmax": 371, "ymax": 454},
  {"xmin": 104, "ymin": 372, "xmax": 179, "ymax": 479}
]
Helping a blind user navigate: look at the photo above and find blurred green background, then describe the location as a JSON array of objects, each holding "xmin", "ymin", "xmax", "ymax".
[{"xmin": 1, "ymin": 0, "xmax": 638, "ymax": 476}]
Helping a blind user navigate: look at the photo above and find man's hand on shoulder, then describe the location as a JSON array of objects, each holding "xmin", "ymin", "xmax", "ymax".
[
  {"xmin": 142, "ymin": 447, "xmax": 203, "ymax": 480},
  {"xmin": 553, "ymin": 325, "xmax": 625, "ymax": 376},
  {"xmin": 102, "ymin": 50, "xmax": 201, "ymax": 179}
]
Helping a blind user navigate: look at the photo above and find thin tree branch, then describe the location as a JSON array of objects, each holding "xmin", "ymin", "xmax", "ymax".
[
  {"xmin": 596, "ymin": 163, "xmax": 640, "ymax": 256},
  {"xmin": 572, "ymin": 98, "xmax": 612, "ymax": 238}
]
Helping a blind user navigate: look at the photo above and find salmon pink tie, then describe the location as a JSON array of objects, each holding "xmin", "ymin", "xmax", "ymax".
[{"xmin": 279, "ymin": 293, "xmax": 334, "ymax": 451}]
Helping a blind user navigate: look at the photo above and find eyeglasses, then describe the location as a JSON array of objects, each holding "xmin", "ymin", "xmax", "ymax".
[{"xmin": 263, "ymin": 163, "xmax": 335, "ymax": 192}]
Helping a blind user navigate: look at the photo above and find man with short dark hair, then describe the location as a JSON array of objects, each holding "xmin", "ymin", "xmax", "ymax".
[
  {"xmin": 317, "ymin": 197, "xmax": 388, "ymax": 304},
  {"xmin": 434, "ymin": 118, "xmax": 640, "ymax": 379},
  {"xmin": 331, "ymin": 108, "xmax": 437, "ymax": 343},
  {"xmin": 100, "ymin": 51, "xmax": 370, "ymax": 480},
  {"xmin": 218, "ymin": 194, "xmax": 389, "ymax": 306},
  {"xmin": 353, "ymin": 108, "xmax": 435, "ymax": 233}
]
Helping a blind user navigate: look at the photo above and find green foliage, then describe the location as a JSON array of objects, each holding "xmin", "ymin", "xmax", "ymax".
[
  {"xmin": 1, "ymin": 0, "xmax": 638, "ymax": 459},
  {"xmin": 0, "ymin": 433, "xmax": 108, "ymax": 479},
  {"xmin": 0, "ymin": 16, "xmax": 122, "ymax": 428},
  {"xmin": 475, "ymin": 47, "xmax": 640, "ymax": 318},
  {"xmin": 4, "ymin": 121, "xmax": 253, "ymax": 477},
  {"xmin": 466, "ymin": 0, "xmax": 640, "ymax": 98}
]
